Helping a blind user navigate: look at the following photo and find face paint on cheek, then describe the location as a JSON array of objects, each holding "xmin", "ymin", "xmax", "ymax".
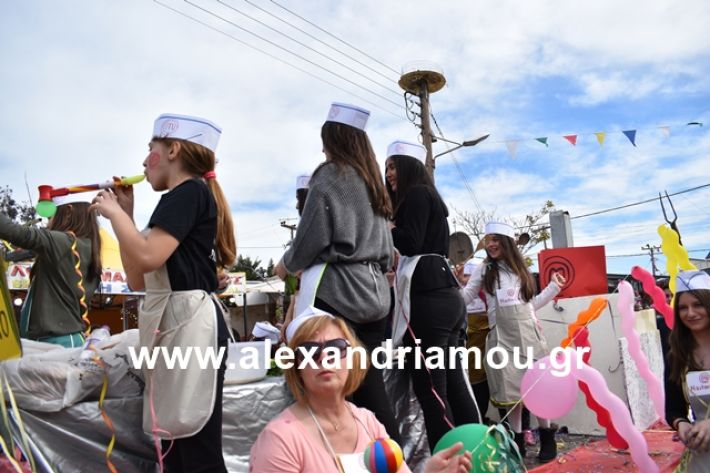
[{"xmin": 147, "ymin": 152, "xmax": 160, "ymax": 169}]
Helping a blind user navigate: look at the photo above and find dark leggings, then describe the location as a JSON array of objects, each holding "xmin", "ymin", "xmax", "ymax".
[
  {"xmin": 405, "ymin": 287, "xmax": 480, "ymax": 451},
  {"xmin": 315, "ymin": 297, "xmax": 402, "ymax": 445},
  {"xmin": 163, "ymin": 337, "xmax": 228, "ymax": 473}
]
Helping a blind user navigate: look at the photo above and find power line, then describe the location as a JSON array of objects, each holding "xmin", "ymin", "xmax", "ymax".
[
  {"xmin": 153, "ymin": 0, "xmax": 403, "ymax": 118},
  {"xmin": 183, "ymin": 0, "xmax": 404, "ymax": 111},
  {"xmin": 240, "ymin": 0, "xmax": 398, "ymax": 85},
  {"xmin": 214, "ymin": 0, "xmax": 403, "ymax": 99},
  {"xmin": 571, "ymin": 183, "xmax": 710, "ymax": 220},
  {"xmin": 429, "ymin": 112, "xmax": 486, "ymax": 215},
  {"xmin": 269, "ymin": 0, "xmax": 400, "ymax": 76},
  {"xmin": 523, "ymin": 182, "xmax": 710, "ymax": 230}
]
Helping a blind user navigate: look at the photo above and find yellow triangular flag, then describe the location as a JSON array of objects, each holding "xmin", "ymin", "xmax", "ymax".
[{"xmin": 594, "ymin": 132, "xmax": 606, "ymax": 146}]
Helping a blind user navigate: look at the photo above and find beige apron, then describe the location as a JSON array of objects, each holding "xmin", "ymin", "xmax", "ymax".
[
  {"xmin": 486, "ymin": 288, "xmax": 548, "ymax": 407},
  {"xmin": 140, "ymin": 264, "xmax": 223, "ymax": 439},
  {"xmin": 675, "ymin": 370, "xmax": 710, "ymax": 473}
]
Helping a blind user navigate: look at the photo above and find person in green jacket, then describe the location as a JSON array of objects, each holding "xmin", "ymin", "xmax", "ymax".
[{"xmin": 0, "ymin": 195, "xmax": 102, "ymax": 347}]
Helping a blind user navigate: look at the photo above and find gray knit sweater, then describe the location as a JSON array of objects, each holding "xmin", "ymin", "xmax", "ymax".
[{"xmin": 283, "ymin": 162, "xmax": 393, "ymax": 323}]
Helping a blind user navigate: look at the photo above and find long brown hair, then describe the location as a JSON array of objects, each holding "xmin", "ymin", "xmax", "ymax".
[
  {"xmin": 668, "ymin": 289, "xmax": 710, "ymax": 384},
  {"xmin": 320, "ymin": 122, "xmax": 392, "ymax": 218},
  {"xmin": 385, "ymin": 155, "xmax": 447, "ymax": 216},
  {"xmin": 483, "ymin": 234, "xmax": 536, "ymax": 301},
  {"xmin": 153, "ymin": 138, "xmax": 236, "ymax": 268},
  {"xmin": 48, "ymin": 202, "xmax": 102, "ymax": 279}
]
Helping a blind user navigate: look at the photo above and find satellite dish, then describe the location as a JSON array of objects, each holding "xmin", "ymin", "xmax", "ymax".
[
  {"xmin": 516, "ymin": 233, "xmax": 530, "ymax": 247},
  {"xmin": 449, "ymin": 232, "xmax": 473, "ymax": 265}
]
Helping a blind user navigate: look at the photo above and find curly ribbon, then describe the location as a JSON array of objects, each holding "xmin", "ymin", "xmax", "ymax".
[
  {"xmin": 477, "ymin": 425, "xmax": 525, "ymax": 472},
  {"xmin": 630, "ymin": 265, "xmax": 674, "ymax": 329},
  {"xmin": 618, "ymin": 281, "xmax": 665, "ymax": 422},
  {"xmin": 567, "ymin": 348, "xmax": 659, "ymax": 473},
  {"xmin": 89, "ymin": 348, "xmax": 118, "ymax": 473},
  {"xmin": 658, "ymin": 225, "xmax": 696, "ymax": 301},
  {"xmin": 147, "ymin": 329, "xmax": 173, "ymax": 473},
  {"xmin": 1, "ymin": 372, "xmax": 36, "ymax": 473},
  {"xmin": 572, "ymin": 327, "xmax": 629, "ymax": 449},
  {"xmin": 67, "ymin": 232, "xmax": 91, "ymax": 336},
  {"xmin": 560, "ymin": 297, "xmax": 608, "ymax": 348}
]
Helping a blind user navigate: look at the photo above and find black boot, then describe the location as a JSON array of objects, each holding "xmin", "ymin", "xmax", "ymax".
[
  {"xmin": 537, "ymin": 427, "xmax": 557, "ymax": 463},
  {"xmin": 513, "ymin": 432, "xmax": 526, "ymax": 459}
]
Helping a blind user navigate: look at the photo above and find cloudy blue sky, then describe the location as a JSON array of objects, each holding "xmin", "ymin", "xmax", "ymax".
[{"xmin": 2, "ymin": 0, "xmax": 709, "ymax": 276}]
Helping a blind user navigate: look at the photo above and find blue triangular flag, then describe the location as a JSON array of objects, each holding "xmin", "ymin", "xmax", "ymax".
[{"xmin": 622, "ymin": 130, "xmax": 637, "ymax": 147}]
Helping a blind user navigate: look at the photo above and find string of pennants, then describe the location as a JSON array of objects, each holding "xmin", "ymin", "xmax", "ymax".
[{"xmin": 499, "ymin": 121, "xmax": 704, "ymax": 159}]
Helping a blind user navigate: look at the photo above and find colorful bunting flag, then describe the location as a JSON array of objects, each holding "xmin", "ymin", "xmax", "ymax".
[
  {"xmin": 535, "ymin": 137, "xmax": 549, "ymax": 147},
  {"xmin": 622, "ymin": 130, "xmax": 637, "ymax": 147},
  {"xmin": 659, "ymin": 126, "xmax": 670, "ymax": 139},
  {"xmin": 505, "ymin": 140, "xmax": 519, "ymax": 159},
  {"xmin": 594, "ymin": 132, "xmax": 606, "ymax": 146},
  {"xmin": 563, "ymin": 135, "xmax": 577, "ymax": 146}
]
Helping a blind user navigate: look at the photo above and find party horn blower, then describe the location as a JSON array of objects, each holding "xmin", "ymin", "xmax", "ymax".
[{"xmin": 36, "ymin": 175, "xmax": 145, "ymax": 218}]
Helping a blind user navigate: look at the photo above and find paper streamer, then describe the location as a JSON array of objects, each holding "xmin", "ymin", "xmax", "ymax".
[
  {"xmin": 567, "ymin": 348, "xmax": 659, "ymax": 473},
  {"xmin": 618, "ymin": 281, "xmax": 665, "ymax": 421},
  {"xmin": 658, "ymin": 224, "xmax": 696, "ymax": 300},
  {"xmin": 572, "ymin": 327, "xmax": 628, "ymax": 449},
  {"xmin": 630, "ymin": 265, "xmax": 673, "ymax": 329},
  {"xmin": 560, "ymin": 297, "xmax": 608, "ymax": 348}
]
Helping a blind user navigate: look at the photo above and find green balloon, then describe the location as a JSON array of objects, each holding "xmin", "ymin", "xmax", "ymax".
[
  {"xmin": 433, "ymin": 424, "xmax": 500, "ymax": 473},
  {"xmin": 36, "ymin": 201, "xmax": 57, "ymax": 218}
]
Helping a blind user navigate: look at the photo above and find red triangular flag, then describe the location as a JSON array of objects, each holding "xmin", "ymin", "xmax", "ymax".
[{"xmin": 563, "ymin": 135, "xmax": 578, "ymax": 146}]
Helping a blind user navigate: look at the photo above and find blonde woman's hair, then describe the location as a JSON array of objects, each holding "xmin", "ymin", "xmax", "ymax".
[{"xmin": 284, "ymin": 315, "xmax": 369, "ymax": 404}]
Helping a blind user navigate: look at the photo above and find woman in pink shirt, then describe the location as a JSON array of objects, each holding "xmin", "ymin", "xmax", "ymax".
[{"xmin": 250, "ymin": 311, "xmax": 472, "ymax": 473}]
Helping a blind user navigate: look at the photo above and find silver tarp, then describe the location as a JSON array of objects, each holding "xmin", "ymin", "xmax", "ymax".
[{"xmin": 12, "ymin": 373, "xmax": 428, "ymax": 472}]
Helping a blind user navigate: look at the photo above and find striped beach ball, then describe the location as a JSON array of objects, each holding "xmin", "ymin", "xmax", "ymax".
[{"xmin": 363, "ymin": 438, "xmax": 404, "ymax": 473}]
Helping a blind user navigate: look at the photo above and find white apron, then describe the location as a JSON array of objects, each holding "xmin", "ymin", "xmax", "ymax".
[
  {"xmin": 293, "ymin": 263, "xmax": 328, "ymax": 318},
  {"xmin": 486, "ymin": 287, "xmax": 549, "ymax": 407},
  {"xmin": 391, "ymin": 254, "xmax": 425, "ymax": 347},
  {"xmin": 140, "ymin": 264, "xmax": 223, "ymax": 439},
  {"xmin": 675, "ymin": 370, "xmax": 710, "ymax": 473}
]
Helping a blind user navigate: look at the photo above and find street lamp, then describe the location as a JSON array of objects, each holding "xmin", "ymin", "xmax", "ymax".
[{"xmin": 434, "ymin": 134, "xmax": 490, "ymax": 160}]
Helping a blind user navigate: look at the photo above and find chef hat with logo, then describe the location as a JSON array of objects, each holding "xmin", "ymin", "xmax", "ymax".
[
  {"xmin": 325, "ymin": 102, "xmax": 370, "ymax": 131},
  {"xmin": 386, "ymin": 140, "xmax": 427, "ymax": 162},
  {"xmin": 152, "ymin": 113, "xmax": 222, "ymax": 153}
]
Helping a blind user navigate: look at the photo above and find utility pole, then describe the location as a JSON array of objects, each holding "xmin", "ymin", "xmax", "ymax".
[
  {"xmin": 398, "ymin": 62, "xmax": 446, "ymax": 182},
  {"xmin": 641, "ymin": 244, "xmax": 661, "ymax": 277},
  {"xmin": 280, "ymin": 219, "xmax": 296, "ymax": 241}
]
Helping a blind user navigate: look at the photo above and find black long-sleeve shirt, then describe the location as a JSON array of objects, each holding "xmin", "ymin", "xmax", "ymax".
[
  {"xmin": 392, "ymin": 185, "xmax": 458, "ymax": 292},
  {"xmin": 664, "ymin": 358, "xmax": 691, "ymax": 428}
]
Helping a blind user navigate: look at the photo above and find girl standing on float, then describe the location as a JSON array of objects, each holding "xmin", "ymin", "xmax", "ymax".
[
  {"xmin": 91, "ymin": 113, "xmax": 235, "ymax": 472},
  {"xmin": 458, "ymin": 222, "xmax": 564, "ymax": 463},
  {"xmin": 384, "ymin": 140, "xmax": 480, "ymax": 451},
  {"xmin": 0, "ymin": 195, "xmax": 102, "ymax": 347},
  {"xmin": 665, "ymin": 270, "xmax": 710, "ymax": 471},
  {"xmin": 274, "ymin": 102, "xmax": 400, "ymax": 442}
]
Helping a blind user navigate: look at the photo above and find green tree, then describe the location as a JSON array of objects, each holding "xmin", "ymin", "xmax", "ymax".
[
  {"xmin": 231, "ymin": 255, "xmax": 264, "ymax": 280},
  {"xmin": 0, "ymin": 186, "xmax": 36, "ymax": 224}
]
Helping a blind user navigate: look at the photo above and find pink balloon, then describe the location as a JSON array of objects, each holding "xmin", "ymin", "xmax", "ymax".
[
  {"xmin": 568, "ymin": 349, "xmax": 659, "ymax": 473},
  {"xmin": 618, "ymin": 280, "xmax": 665, "ymax": 421},
  {"xmin": 520, "ymin": 354, "xmax": 578, "ymax": 419}
]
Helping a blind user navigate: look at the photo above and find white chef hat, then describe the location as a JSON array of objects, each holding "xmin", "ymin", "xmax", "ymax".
[
  {"xmin": 252, "ymin": 321, "xmax": 281, "ymax": 343},
  {"xmin": 296, "ymin": 175, "xmax": 311, "ymax": 190},
  {"xmin": 325, "ymin": 102, "xmax": 370, "ymax": 131},
  {"xmin": 152, "ymin": 113, "xmax": 222, "ymax": 153},
  {"xmin": 285, "ymin": 306, "xmax": 335, "ymax": 343},
  {"xmin": 387, "ymin": 140, "xmax": 427, "ymax": 162},
  {"xmin": 484, "ymin": 221, "xmax": 515, "ymax": 240},
  {"xmin": 676, "ymin": 270, "xmax": 710, "ymax": 293}
]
